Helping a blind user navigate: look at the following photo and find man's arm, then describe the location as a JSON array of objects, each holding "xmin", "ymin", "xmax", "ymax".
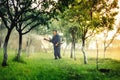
[
  {"xmin": 44, "ymin": 37, "xmax": 54, "ymax": 43},
  {"xmin": 44, "ymin": 35, "xmax": 60, "ymax": 46},
  {"xmin": 55, "ymin": 35, "xmax": 60, "ymax": 46},
  {"xmin": 44, "ymin": 38, "xmax": 51, "ymax": 42}
]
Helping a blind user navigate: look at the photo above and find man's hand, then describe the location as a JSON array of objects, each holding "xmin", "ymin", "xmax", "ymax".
[
  {"xmin": 44, "ymin": 38, "xmax": 50, "ymax": 41},
  {"xmin": 55, "ymin": 43, "xmax": 59, "ymax": 46}
]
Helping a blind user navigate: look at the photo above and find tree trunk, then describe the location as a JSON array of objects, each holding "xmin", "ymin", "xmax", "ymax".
[
  {"xmin": 103, "ymin": 39, "xmax": 106, "ymax": 58},
  {"xmin": 26, "ymin": 36, "xmax": 32, "ymax": 57},
  {"xmin": 81, "ymin": 39, "xmax": 87, "ymax": 64},
  {"xmin": 0, "ymin": 25, "xmax": 3, "ymax": 48},
  {"xmin": 70, "ymin": 42, "xmax": 73, "ymax": 58},
  {"xmin": 0, "ymin": 36, "xmax": 2, "ymax": 48},
  {"xmin": 63, "ymin": 44, "xmax": 68, "ymax": 56},
  {"xmin": 70, "ymin": 38, "xmax": 76, "ymax": 60},
  {"xmin": 96, "ymin": 40, "xmax": 99, "ymax": 70},
  {"xmin": 2, "ymin": 29, "xmax": 12, "ymax": 66},
  {"xmin": 16, "ymin": 32, "xmax": 22, "ymax": 61},
  {"xmin": 103, "ymin": 47, "xmax": 107, "ymax": 59},
  {"xmin": 73, "ymin": 40, "xmax": 76, "ymax": 60}
]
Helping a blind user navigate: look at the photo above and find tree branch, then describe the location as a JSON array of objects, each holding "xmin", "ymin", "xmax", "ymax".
[
  {"xmin": 85, "ymin": 27, "xmax": 96, "ymax": 39},
  {"xmin": 0, "ymin": 11, "xmax": 9, "ymax": 29},
  {"xmin": 16, "ymin": 0, "xmax": 43, "ymax": 20},
  {"xmin": 22, "ymin": 22, "xmax": 41, "ymax": 35},
  {"xmin": 21, "ymin": 20, "xmax": 35, "ymax": 31},
  {"xmin": 11, "ymin": 0, "xmax": 16, "ymax": 10},
  {"xmin": 0, "ymin": 0, "xmax": 6, "ymax": 7},
  {"xmin": 105, "ymin": 28, "xmax": 119, "ymax": 49},
  {"xmin": 6, "ymin": 0, "xmax": 13, "ymax": 21}
]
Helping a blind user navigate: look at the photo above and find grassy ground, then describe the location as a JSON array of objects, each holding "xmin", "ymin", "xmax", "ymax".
[{"xmin": 0, "ymin": 48, "xmax": 120, "ymax": 80}]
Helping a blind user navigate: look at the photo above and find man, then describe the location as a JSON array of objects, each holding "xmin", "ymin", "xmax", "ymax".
[{"xmin": 44, "ymin": 30, "xmax": 61, "ymax": 59}]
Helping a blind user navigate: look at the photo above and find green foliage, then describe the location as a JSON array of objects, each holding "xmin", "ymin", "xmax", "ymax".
[
  {"xmin": 57, "ymin": 0, "xmax": 74, "ymax": 12},
  {"xmin": 59, "ymin": 0, "xmax": 118, "ymax": 44},
  {"xmin": 60, "ymin": 0, "xmax": 96, "ymax": 43}
]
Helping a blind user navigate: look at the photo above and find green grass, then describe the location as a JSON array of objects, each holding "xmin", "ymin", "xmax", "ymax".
[{"xmin": 0, "ymin": 48, "xmax": 120, "ymax": 80}]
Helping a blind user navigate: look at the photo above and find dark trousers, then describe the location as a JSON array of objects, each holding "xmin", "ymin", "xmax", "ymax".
[{"xmin": 54, "ymin": 46, "xmax": 61, "ymax": 59}]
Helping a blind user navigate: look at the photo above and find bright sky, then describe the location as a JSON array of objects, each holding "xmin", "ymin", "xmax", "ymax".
[
  {"xmin": 96, "ymin": 0, "xmax": 120, "ymax": 40},
  {"xmin": 110, "ymin": 0, "xmax": 120, "ymax": 39},
  {"xmin": 89, "ymin": 0, "xmax": 120, "ymax": 49}
]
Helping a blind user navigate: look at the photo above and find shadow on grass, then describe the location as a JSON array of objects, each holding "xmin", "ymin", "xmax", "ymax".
[{"xmin": 12, "ymin": 57, "xmax": 27, "ymax": 64}]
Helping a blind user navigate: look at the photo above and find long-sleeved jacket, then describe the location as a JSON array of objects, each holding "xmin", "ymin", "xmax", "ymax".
[{"xmin": 50, "ymin": 34, "xmax": 60, "ymax": 46}]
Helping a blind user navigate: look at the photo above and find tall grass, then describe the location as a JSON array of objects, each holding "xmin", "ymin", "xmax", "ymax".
[{"xmin": 0, "ymin": 48, "xmax": 120, "ymax": 80}]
